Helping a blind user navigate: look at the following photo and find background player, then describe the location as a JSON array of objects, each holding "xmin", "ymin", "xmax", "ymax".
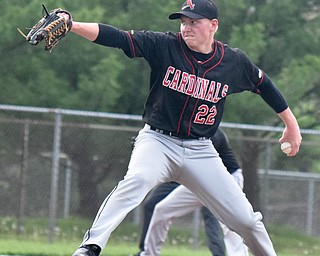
[
  {"xmin": 60, "ymin": 0, "xmax": 302, "ymax": 255},
  {"xmin": 141, "ymin": 185, "xmax": 248, "ymax": 256},
  {"xmin": 135, "ymin": 128, "xmax": 248, "ymax": 256},
  {"xmin": 135, "ymin": 182, "xmax": 226, "ymax": 256}
]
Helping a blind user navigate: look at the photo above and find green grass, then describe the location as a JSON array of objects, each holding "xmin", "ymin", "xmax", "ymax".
[
  {"xmin": 0, "ymin": 240, "xmax": 212, "ymax": 256},
  {"xmin": 1, "ymin": 217, "xmax": 320, "ymax": 256},
  {"xmin": 269, "ymin": 224, "xmax": 320, "ymax": 256}
]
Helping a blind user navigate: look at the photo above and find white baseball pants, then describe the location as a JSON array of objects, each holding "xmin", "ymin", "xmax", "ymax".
[{"xmin": 79, "ymin": 125, "xmax": 277, "ymax": 256}]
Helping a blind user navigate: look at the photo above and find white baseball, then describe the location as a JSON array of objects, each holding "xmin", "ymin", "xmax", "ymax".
[{"xmin": 281, "ymin": 142, "xmax": 292, "ymax": 155}]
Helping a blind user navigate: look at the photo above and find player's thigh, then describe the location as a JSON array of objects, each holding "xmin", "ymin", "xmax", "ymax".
[
  {"xmin": 178, "ymin": 152, "xmax": 236, "ymax": 201},
  {"xmin": 129, "ymin": 132, "xmax": 178, "ymax": 184},
  {"xmin": 178, "ymin": 154, "xmax": 251, "ymax": 223}
]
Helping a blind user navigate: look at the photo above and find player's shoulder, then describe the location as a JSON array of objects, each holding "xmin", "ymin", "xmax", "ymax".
[
  {"xmin": 220, "ymin": 42, "xmax": 247, "ymax": 57},
  {"xmin": 138, "ymin": 30, "xmax": 178, "ymax": 38},
  {"xmin": 219, "ymin": 42, "xmax": 253, "ymax": 66},
  {"xmin": 136, "ymin": 30, "xmax": 179, "ymax": 44}
]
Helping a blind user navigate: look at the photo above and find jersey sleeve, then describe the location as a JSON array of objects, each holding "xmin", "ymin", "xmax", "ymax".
[
  {"xmin": 237, "ymin": 49, "xmax": 288, "ymax": 113},
  {"xmin": 236, "ymin": 49, "xmax": 263, "ymax": 91},
  {"xmin": 255, "ymin": 73, "xmax": 288, "ymax": 113},
  {"xmin": 93, "ymin": 24, "xmax": 132, "ymax": 55},
  {"xmin": 93, "ymin": 24, "xmax": 172, "ymax": 63}
]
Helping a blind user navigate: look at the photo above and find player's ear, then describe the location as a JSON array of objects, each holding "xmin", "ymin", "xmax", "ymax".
[{"xmin": 211, "ymin": 19, "xmax": 219, "ymax": 33}]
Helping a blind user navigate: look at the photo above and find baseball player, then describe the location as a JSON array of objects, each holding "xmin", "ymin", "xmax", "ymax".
[
  {"xmin": 64, "ymin": 0, "xmax": 301, "ymax": 255},
  {"xmin": 135, "ymin": 128, "xmax": 248, "ymax": 256}
]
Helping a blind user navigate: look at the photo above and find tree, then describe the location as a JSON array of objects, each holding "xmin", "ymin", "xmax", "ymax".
[
  {"xmin": 220, "ymin": 0, "xmax": 320, "ymax": 210},
  {"xmin": 1, "ymin": 0, "xmax": 319, "ymax": 216}
]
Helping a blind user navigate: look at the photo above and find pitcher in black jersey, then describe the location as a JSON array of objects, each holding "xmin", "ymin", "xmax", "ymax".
[{"xmin": 63, "ymin": 1, "xmax": 302, "ymax": 255}]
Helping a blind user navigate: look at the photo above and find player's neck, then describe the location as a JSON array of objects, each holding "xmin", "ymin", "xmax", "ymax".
[
  {"xmin": 190, "ymin": 49, "xmax": 213, "ymax": 63},
  {"xmin": 188, "ymin": 39, "xmax": 215, "ymax": 54}
]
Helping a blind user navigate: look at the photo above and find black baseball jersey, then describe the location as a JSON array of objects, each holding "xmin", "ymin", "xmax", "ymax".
[
  {"xmin": 94, "ymin": 24, "xmax": 288, "ymax": 139},
  {"xmin": 211, "ymin": 128, "xmax": 240, "ymax": 174}
]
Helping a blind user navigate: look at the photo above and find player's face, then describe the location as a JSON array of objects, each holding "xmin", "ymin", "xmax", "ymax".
[{"xmin": 180, "ymin": 16, "xmax": 218, "ymax": 53}]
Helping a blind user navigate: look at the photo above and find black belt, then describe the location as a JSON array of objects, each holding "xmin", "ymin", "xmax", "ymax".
[{"xmin": 148, "ymin": 125, "xmax": 209, "ymax": 140}]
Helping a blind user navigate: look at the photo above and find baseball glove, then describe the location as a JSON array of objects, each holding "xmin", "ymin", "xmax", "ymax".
[{"xmin": 18, "ymin": 4, "xmax": 72, "ymax": 52}]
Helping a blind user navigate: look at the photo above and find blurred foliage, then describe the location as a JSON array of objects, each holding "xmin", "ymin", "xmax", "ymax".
[
  {"xmin": 0, "ymin": 0, "xmax": 319, "ymax": 126},
  {"xmin": 1, "ymin": 0, "xmax": 320, "ymax": 213}
]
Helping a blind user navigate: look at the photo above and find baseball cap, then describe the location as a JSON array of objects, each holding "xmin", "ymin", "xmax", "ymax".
[{"xmin": 169, "ymin": 0, "xmax": 218, "ymax": 20}]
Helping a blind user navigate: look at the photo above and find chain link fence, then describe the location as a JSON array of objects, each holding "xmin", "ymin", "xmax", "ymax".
[{"xmin": 1, "ymin": 104, "xmax": 320, "ymax": 243}]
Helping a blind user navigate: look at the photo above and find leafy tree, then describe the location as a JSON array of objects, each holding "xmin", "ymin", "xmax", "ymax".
[
  {"xmin": 277, "ymin": 55, "xmax": 320, "ymax": 128},
  {"xmin": 1, "ymin": 0, "xmax": 319, "ymax": 215},
  {"xmin": 218, "ymin": 0, "xmax": 320, "ymax": 210}
]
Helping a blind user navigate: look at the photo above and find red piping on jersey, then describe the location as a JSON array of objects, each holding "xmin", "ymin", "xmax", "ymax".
[
  {"xmin": 202, "ymin": 41, "xmax": 225, "ymax": 77},
  {"xmin": 126, "ymin": 31, "xmax": 136, "ymax": 58},
  {"xmin": 255, "ymin": 71, "xmax": 265, "ymax": 94},
  {"xmin": 178, "ymin": 37, "xmax": 225, "ymax": 136},
  {"xmin": 188, "ymin": 98, "xmax": 199, "ymax": 135},
  {"xmin": 176, "ymin": 33, "xmax": 195, "ymax": 135},
  {"xmin": 187, "ymin": 42, "xmax": 225, "ymax": 136},
  {"xmin": 190, "ymin": 40, "xmax": 218, "ymax": 65},
  {"xmin": 257, "ymin": 72, "xmax": 265, "ymax": 85}
]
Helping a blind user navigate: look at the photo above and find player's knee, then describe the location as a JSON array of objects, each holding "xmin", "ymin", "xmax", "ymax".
[
  {"xmin": 238, "ymin": 211, "xmax": 263, "ymax": 231},
  {"xmin": 241, "ymin": 218, "xmax": 258, "ymax": 230}
]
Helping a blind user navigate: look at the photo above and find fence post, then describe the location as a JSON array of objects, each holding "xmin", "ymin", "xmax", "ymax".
[
  {"xmin": 306, "ymin": 179, "xmax": 315, "ymax": 235},
  {"xmin": 261, "ymin": 142, "xmax": 271, "ymax": 221},
  {"xmin": 17, "ymin": 120, "xmax": 30, "ymax": 234},
  {"xmin": 48, "ymin": 111, "xmax": 62, "ymax": 243},
  {"xmin": 192, "ymin": 208, "xmax": 201, "ymax": 250},
  {"xmin": 63, "ymin": 158, "xmax": 72, "ymax": 219}
]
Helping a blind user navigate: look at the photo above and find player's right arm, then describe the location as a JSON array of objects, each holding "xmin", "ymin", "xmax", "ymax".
[
  {"xmin": 71, "ymin": 22, "xmax": 100, "ymax": 41},
  {"xmin": 238, "ymin": 50, "xmax": 302, "ymax": 156}
]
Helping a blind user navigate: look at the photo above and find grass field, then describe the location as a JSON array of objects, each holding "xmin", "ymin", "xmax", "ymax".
[
  {"xmin": 0, "ymin": 217, "xmax": 320, "ymax": 255},
  {"xmin": 0, "ymin": 240, "xmax": 213, "ymax": 256}
]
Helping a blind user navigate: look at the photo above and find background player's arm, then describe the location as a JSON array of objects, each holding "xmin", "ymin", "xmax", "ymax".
[{"xmin": 277, "ymin": 107, "xmax": 301, "ymax": 156}]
